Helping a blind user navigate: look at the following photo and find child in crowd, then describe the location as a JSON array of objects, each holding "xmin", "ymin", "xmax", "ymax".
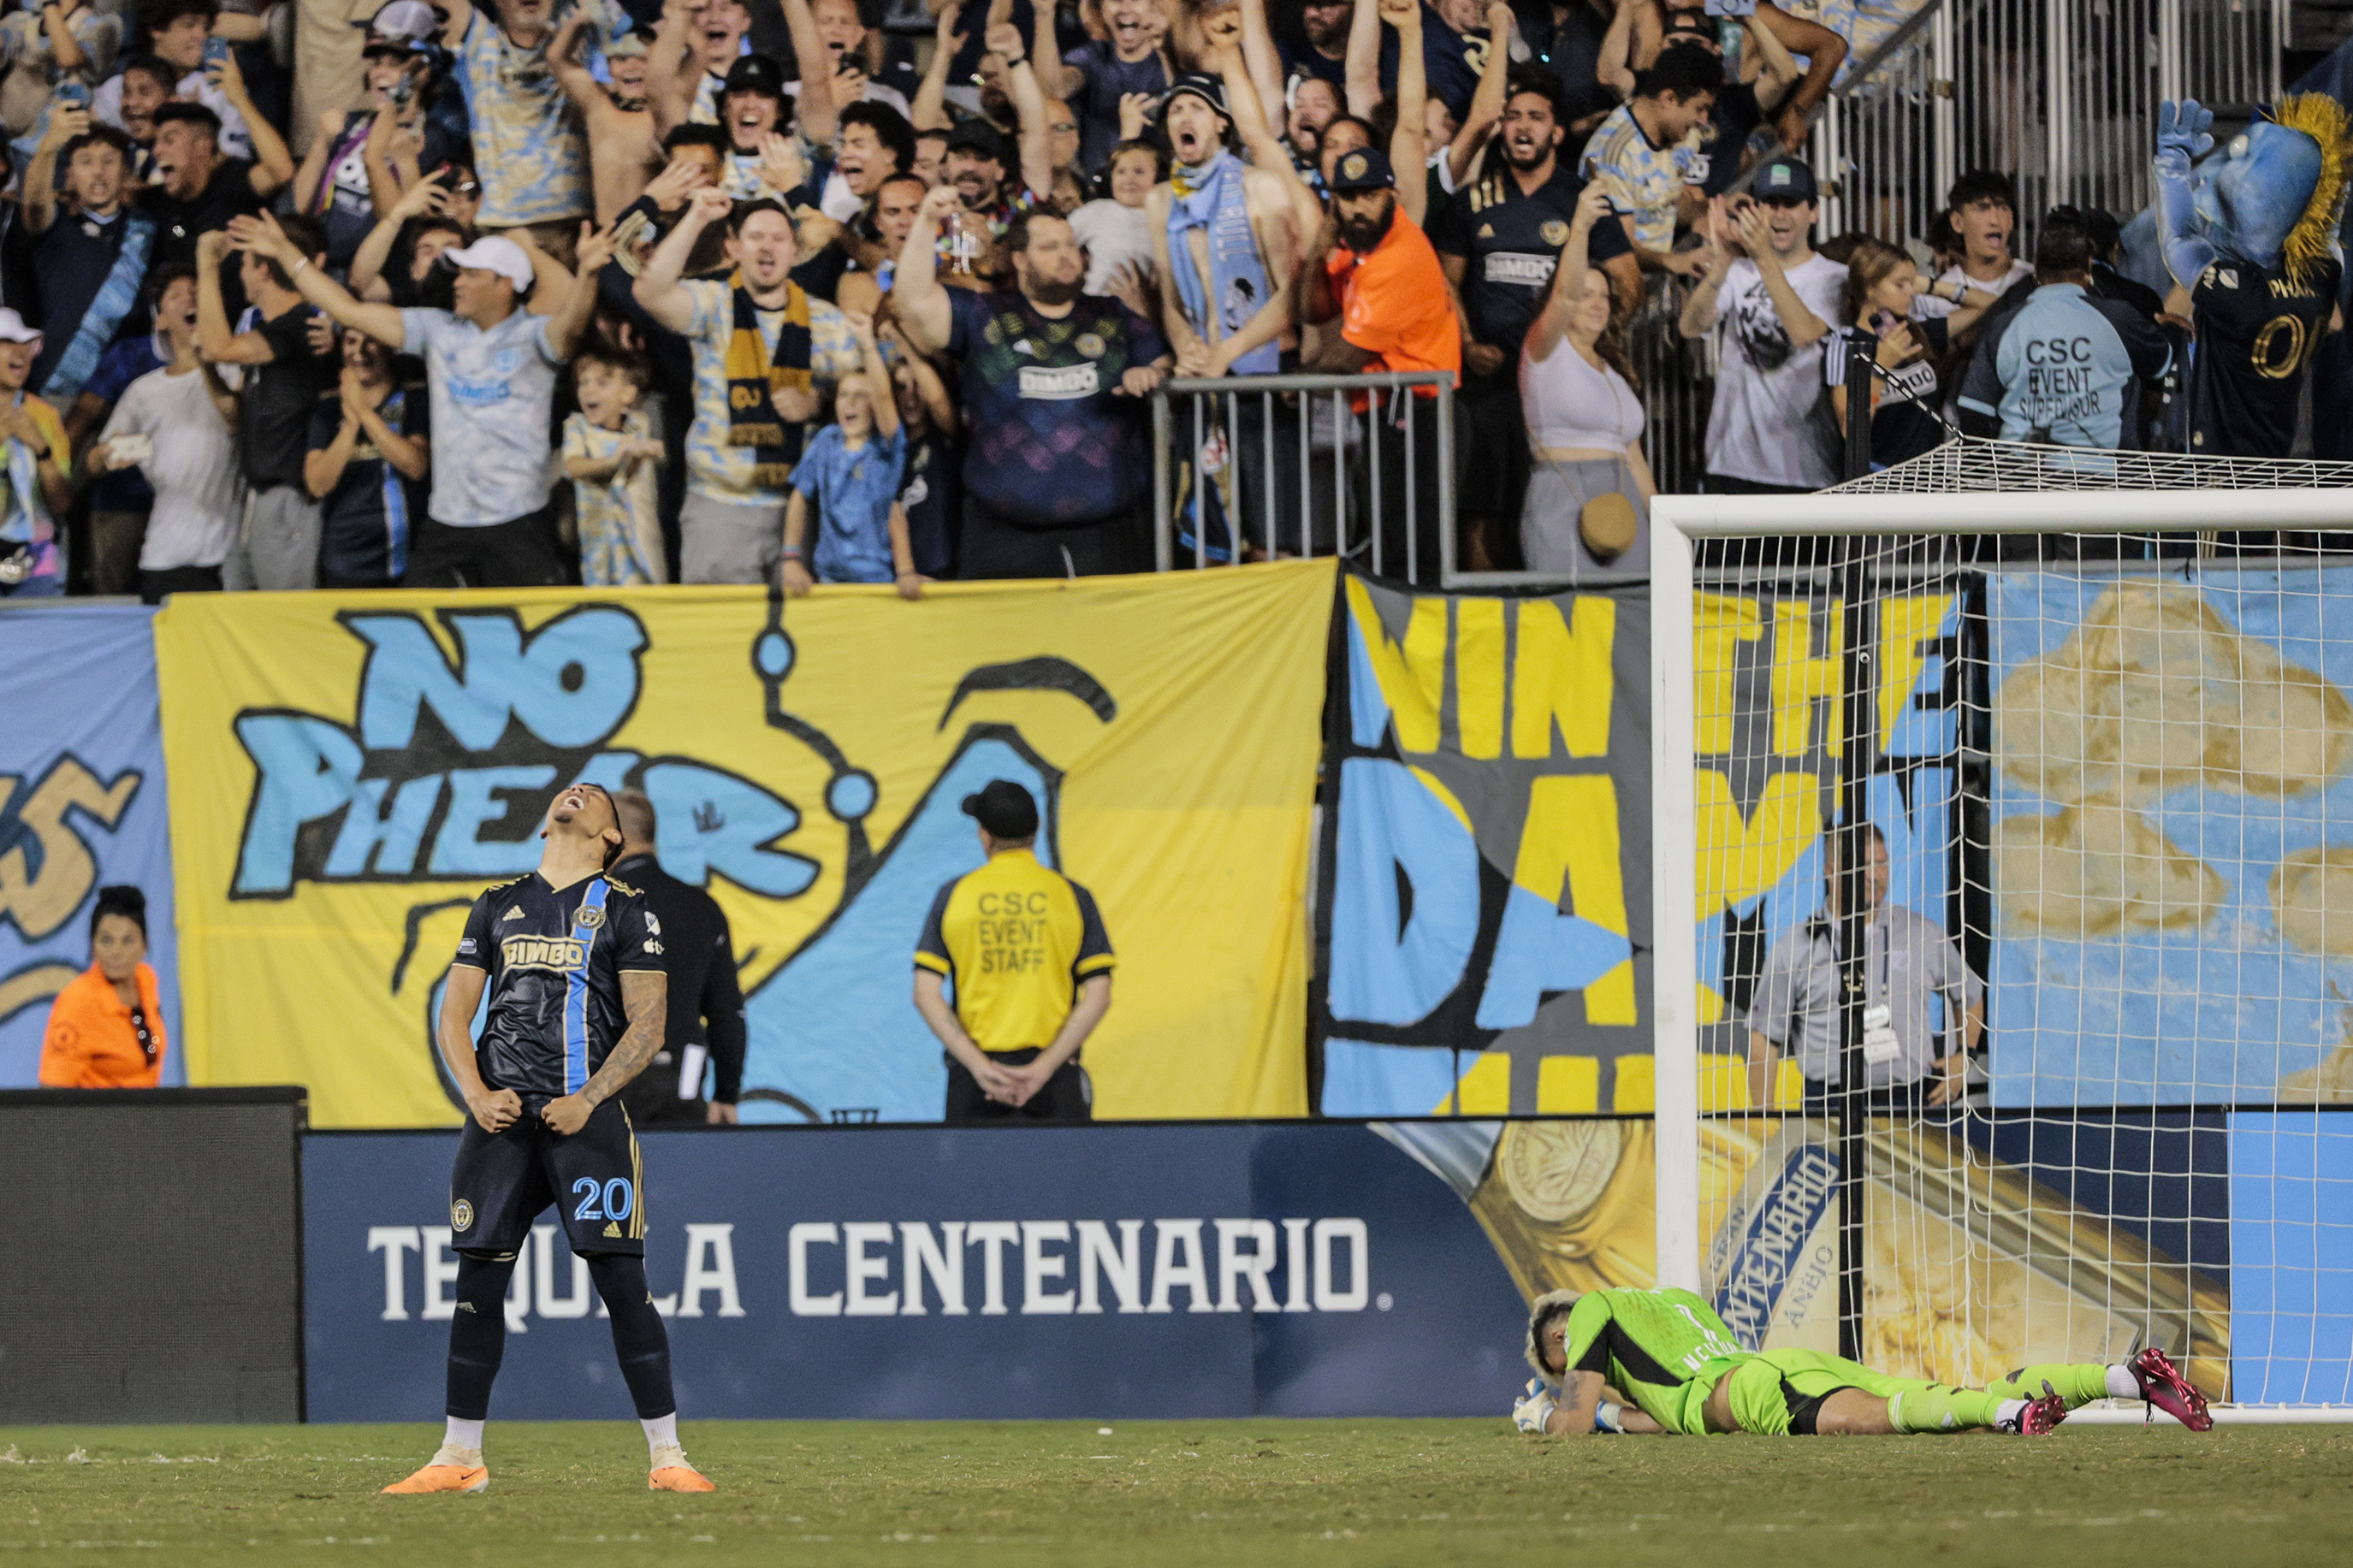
[
  {"xmin": 560, "ymin": 344, "xmax": 667, "ymax": 586},
  {"xmin": 779, "ymin": 311, "xmax": 913, "ymax": 597},
  {"xmin": 880, "ymin": 318, "xmax": 957, "ymax": 586}
]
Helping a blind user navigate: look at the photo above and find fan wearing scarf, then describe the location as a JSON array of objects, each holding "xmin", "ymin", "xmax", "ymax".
[
  {"xmin": 635, "ymin": 185, "xmax": 863, "ymax": 584},
  {"xmin": 1146, "ymin": 72, "xmax": 1295, "ymax": 381},
  {"xmin": 2156, "ymin": 95, "xmax": 2351, "ymax": 459},
  {"xmin": 0, "ymin": 309, "xmax": 74, "ymax": 599}
]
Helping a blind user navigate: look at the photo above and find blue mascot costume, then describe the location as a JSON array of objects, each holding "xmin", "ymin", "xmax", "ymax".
[{"xmin": 2156, "ymin": 95, "xmax": 2350, "ymax": 459}]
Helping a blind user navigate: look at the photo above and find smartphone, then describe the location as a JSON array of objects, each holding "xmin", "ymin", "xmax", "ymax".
[
  {"xmin": 52, "ymin": 80, "xmax": 89, "ymax": 108},
  {"xmin": 1704, "ymin": 0, "xmax": 1757, "ymax": 15},
  {"xmin": 202, "ymin": 36, "xmax": 231, "ymax": 68},
  {"xmin": 107, "ymin": 433, "xmax": 154, "ymax": 466}
]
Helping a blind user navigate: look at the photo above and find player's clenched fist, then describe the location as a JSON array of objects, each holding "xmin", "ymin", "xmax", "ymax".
[
  {"xmin": 542, "ymin": 1092, "xmax": 595, "ymax": 1136},
  {"xmin": 467, "ymin": 1086, "xmax": 522, "ymax": 1134}
]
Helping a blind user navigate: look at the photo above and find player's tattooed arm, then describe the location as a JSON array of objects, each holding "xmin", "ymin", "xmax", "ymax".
[{"xmin": 545, "ymin": 971, "xmax": 668, "ymax": 1136}]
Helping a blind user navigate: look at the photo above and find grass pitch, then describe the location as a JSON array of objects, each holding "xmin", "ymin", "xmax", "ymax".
[{"xmin": 2, "ymin": 1419, "xmax": 2347, "ymax": 1567}]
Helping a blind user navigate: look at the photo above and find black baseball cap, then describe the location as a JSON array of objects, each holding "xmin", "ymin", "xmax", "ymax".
[
  {"xmin": 963, "ymin": 780, "xmax": 1040, "ymax": 840},
  {"xmin": 944, "ymin": 119, "xmax": 1009, "ymax": 163},
  {"xmin": 1754, "ymin": 155, "xmax": 1818, "ymax": 204},
  {"xmin": 1161, "ymin": 72, "xmax": 1229, "ymax": 120},
  {"xmin": 1328, "ymin": 146, "xmax": 1395, "ymax": 192},
  {"xmin": 722, "ymin": 54, "xmax": 786, "ymax": 99}
]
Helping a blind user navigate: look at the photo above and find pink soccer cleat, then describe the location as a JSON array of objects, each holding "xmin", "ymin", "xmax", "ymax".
[
  {"xmin": 2019, "ymin": 1382, "xmax": 2071, "ymax": 1435},
  {"xmin": 2129, "ymin": 1347, "xmax": 2214, "ymax": 1432}
]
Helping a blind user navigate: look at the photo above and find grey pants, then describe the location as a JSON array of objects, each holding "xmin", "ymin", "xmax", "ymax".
[
  {"xmin": 224, "ymin": 486, "xmax": 323, "ymax": 591},
  {"xmin": 679, "ymin": 492, "xmax": 784, "ymax": 585},
  {"xmin": 1520, "ymin": 455, "xmax": 1650, "ymax": 579}
]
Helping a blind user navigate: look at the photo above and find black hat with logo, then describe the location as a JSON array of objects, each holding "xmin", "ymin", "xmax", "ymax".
[{"xmin": 962, "ymin": 779, "xmax": 1040, "ymax": 840}]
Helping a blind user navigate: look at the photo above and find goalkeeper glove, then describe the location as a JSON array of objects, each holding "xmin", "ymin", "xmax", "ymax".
[
  {"xmin": 1511, "ymin": 1377, "xmax": 1558, "ymax": 1435},
  {"xmin": 1594, "ymin": 1399, "xmax": 1626, "ymax": 1434}
]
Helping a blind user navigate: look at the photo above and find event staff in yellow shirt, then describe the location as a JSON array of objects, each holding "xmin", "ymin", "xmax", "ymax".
[{"xmin": 913, "ymin": 780, "xmax": 1115, "ymax": 1121}]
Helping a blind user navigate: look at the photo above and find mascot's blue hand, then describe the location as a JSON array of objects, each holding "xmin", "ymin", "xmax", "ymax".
[{"xmin": 2158, "ymin": 98, "xmax": 2216, "ymax": 162}]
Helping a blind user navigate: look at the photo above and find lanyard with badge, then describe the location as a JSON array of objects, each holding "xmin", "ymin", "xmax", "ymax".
[{"xmin": 1811, "ymin": 917, "xmax": 1903, "ymax": 1068}]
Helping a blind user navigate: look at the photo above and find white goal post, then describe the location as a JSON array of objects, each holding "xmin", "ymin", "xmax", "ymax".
[{"xmin": 1648, "ymin": 463, "xmax": 2353, "ymax": 1417}]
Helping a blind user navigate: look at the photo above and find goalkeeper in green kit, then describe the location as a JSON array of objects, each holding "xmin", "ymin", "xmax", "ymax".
[{"xmin": 1511, "ymin": 1287, "xmax": 2214, "ymax": 1438}]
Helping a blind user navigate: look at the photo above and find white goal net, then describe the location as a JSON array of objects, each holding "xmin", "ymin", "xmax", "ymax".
[{"xmin": 1649, "ymin": 444, "xmax": 2353, "ymax": 1417}]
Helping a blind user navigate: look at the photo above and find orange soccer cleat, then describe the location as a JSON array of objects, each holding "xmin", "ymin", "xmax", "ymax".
[
  {"xmin": 649, "ymin": 1463, "xmax": 715, "ymax": 1493},
  {"xmin": 381, "ymin": 1463, "xmax": 489, "ymax": 1494}
]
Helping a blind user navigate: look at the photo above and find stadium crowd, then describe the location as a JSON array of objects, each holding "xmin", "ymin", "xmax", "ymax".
[{"xmin": 0, "ymin": 0, "xmax": 2323, "ymax": 602}]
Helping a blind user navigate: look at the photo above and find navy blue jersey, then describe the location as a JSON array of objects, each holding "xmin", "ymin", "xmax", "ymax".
[
  {"xmin": 453, "ymin": 872, "xmax": 665, "ymax": 1099},
  {"xmin": 1430, "ymin": 163, "xmax": 1635, "ymax": 354}
]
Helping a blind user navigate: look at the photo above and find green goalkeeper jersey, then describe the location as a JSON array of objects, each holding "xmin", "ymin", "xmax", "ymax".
[{"xmin": 1557, "ymin": 1287, "xmax": 1752, "ymax": 1435}]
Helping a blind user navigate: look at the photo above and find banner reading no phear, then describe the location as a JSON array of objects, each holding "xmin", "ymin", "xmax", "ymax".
[{"xmin": 155, "ymin": 567, "xmax": 1331, "ymax": 1128}]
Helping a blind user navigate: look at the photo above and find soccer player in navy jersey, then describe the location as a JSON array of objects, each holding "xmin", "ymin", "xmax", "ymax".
[{"xmin": 382, "ymin": 783, "xmax": 713, "ymax": 1496}]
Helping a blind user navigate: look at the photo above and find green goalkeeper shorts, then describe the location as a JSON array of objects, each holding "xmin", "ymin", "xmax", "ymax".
[{"xmin": 1722, "ymin": 1349, "xmax": 1906, "ymax": 1435}]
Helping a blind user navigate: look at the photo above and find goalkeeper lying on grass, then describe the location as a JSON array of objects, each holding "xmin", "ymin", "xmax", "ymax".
[{"xmin": 1512, "ymin": 1287, "xmax": 2214, "ymax": 1439}]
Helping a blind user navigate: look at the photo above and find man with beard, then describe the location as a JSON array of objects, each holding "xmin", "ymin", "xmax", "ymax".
[
  {"xmin": 893, "ymin": 183, "xmax": 1169, "ymax": 578},
  {"xmin": 437, "ymin": 0, "xmax": 591, "ymax": 256},
  {"xmin": 21, "ymin": 117, "xmax": 152, "ymax": 410},
  {"xmin": 1301, "ymin": 146, "xmax": 1461, "ymax": 582},
  {"xmin": 1059, "ymin": 0, "xmax": 1172, "ymax": 174},
  {"xmin": 1677, "ymin": 158, "xmax": 1847, "ymax": 494},
  {"xmin": 634, "ymin": 187, "xmax": 863, "ymax": 583},
  {"xmin": 1283, "ymin": 0, "xmax": 1353, "ymax": 91},
  {"xmin": 1433, "ymin": 69, "xmax": 1633, "ymax": 569}
]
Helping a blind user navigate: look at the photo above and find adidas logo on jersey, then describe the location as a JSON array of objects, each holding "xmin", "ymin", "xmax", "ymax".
[
  {"xmin": 501, "ymin": 906, "xmax": 526, "ymax": 921},
  {"xmin": 603, "ymin": 1222, "xmax": 623, "ymax": 1238}
]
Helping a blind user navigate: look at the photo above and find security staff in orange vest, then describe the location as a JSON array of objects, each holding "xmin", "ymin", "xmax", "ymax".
[
  {"xmin": 913, "ymin": 780, "xmax": 1114, "ymax": 1121},
  {"xmin": 40, "ymin": 885, "xmax": 168, "ymax": 1088}
]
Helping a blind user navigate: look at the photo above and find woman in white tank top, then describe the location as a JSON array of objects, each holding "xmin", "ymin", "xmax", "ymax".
[{"xmin": 1519, "ymin": 182, "xmax": 1657, "ymax": 578}]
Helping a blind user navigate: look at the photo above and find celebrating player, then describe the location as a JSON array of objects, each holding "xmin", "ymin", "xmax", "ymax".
[
  {"xmin": 1512, "ymin": 1286, "xmax": 2214, "ymax": 1439},
  {"xmin": 382, "ymin": 783, "xmax": 712, "ymax": 1496}
]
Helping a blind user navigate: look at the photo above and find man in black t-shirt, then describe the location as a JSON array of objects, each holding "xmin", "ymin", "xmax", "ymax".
[
  {"xmin": 2185, "ymin": 254, "xmax": 2341, "ymax": 459},
  {"xmin": 195, "ymin": 214, "xmax": 335, "ymax": 589},
  {"xmin": 21, "ymin": 119, "xmax": 150, "ymax": 408},
  {"xmin": 139, "ymin": 101, "xmax": 292, "ymax": 315},
  {"xmin": 1432, "ymin": 70, "xmax": 1634, "ymax": 568}
]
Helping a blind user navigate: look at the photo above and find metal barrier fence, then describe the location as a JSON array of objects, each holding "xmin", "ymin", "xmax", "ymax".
[
  {"xmin": 1151, "ymin": 371, "xmax": 1456, "ymax": 585},
  {"xmin": 1812, "ymin": 0, "xmax": 2283, "ymax": 245}
]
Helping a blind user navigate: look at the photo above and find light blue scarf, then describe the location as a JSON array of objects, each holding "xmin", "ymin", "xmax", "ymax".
[
  {"xmin": 1165, "ymin": 151, "xmax": 1278, "ymax": 375},
  {"xmin": 43, "ymin": 207, "xmax": 155, "ymax": 405}
]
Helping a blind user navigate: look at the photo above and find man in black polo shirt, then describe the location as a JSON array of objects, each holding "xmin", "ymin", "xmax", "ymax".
[
  {"xmin": 139, "ymin": 101, "xmax": 293, "ymax": 317},
  {"xmin": 610, "ymin": 789, "xmax": 748, "ymax": 1128},
  {"xmin": 1432, "ymin": 68, "xmax": 1635, "ymax": 569}
]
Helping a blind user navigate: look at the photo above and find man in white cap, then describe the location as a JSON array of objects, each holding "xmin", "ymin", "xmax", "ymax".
[
  {"xmin": 0, "ymin": 308, "xmax": 74, "ymax": 600},
  {"xmin": 230, "ymin": 212, "xmax": 613, "ymax": 587}
]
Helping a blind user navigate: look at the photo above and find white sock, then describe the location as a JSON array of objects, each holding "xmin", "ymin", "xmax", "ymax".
[
  {"xmin": 2107, "ymin": 1364, "xmax": 2143, "ymax": 1399},
  {"xmin": 642, "ymin": 1412, "xmax": 679, "ymax": 1461},
  {"xmin": 1994, "ymin": 1399, "xmax": 2027, "ymax": 1430},
  {"xmin": 436, "ymin": 1417, "xmax": 484, "ymax": 1463}
]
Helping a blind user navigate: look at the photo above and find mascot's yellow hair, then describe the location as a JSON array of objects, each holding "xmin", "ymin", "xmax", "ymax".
[{"xmin": 2272, "ymin": 92, "xmax": 2351, "ymax": 285}]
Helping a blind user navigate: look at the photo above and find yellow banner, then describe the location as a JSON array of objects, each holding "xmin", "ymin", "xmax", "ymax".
[{"xmin": 156, "ymin": 565, "xmax": 1332, "ymax": 1127}]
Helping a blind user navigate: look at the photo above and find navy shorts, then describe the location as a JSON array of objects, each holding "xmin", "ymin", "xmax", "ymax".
[{"xmin": 447, "ymin": 1098, "xmax": 646, "ymax": 1257}]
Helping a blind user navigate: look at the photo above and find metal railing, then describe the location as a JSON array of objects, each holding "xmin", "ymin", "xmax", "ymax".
[
  {"xmin": 1150, "ymin": 371, "xmax": 1457, "ymax": 586},
  {"xmin": 1811, "ymin": 0, "xmax": 2284, "ymax": 246}
]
